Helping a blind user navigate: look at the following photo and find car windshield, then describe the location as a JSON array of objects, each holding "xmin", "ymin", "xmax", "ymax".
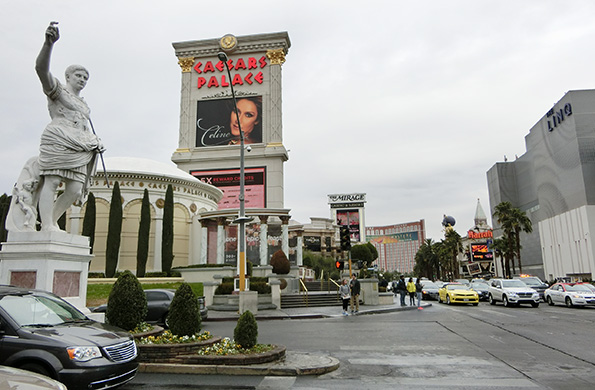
[
  {"xmin": 567, "ymin": 284, "xmax": 592, "ymax": 292},
  {"xmin": 502, "ymin": 280, "xmax": 528, "ymax": 288},
  {"xmin": 0, "ymin": 293, "xmax": 87, "ymax": 327},
  {"xmin": 471, "ymin": 282, "xmax": 489, "ymax": 289},
  {"xmin": 517, "ymin": 277, "xmax": 542, "ymax": 286},
  {"xmin": 422, "ymin": 282, "xmax": 438, "ymax": 288},
  {"xmin": 447, "ymin": 284, "xmax": 470, "ymax": 290}
]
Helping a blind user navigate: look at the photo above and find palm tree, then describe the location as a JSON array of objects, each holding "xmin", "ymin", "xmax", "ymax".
[
  {"xmin": 510, "ymin": 208, "xmax": 532, "ymax": 274},
  {"xmin": 492, "ymin": 236, "xmax": 514, "ymax": 278},
  {"xmin": 443, "ymin": 228, "xmax": 463, "ymax": 280},
  {"xmin": 414, "ymin": 238, "xmax": 437, "ymax": 279},
  {"xmin": 493, "ymin": 201, "xmax": 533, "ymax": 276}
]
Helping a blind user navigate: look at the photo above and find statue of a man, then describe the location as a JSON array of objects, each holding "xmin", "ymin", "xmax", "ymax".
[{"xmin": 34, "ymin": 22, "xmax": 104, "ymax": 232}]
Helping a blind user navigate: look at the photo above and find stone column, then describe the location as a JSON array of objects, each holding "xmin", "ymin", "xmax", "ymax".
[
  {"xmin": 296, "ymin": 231, "xmax": 303, "ymax": 267},
  {"xmin": 216, "ymin": 217, "xmax": 227, "ymax": 265},
  {"xmin": 259, "ymin": 215, "xmax": 268, "ymax": 266},
  {"xmin": 200, "ymin": 219, "xmax": 209, "ymax": 265},
  {"xmin": 265, "ymin": 49, "xmax": 286, "ymax": 144},
  {"xmin": 280, "ymin": 216, "xmax": 290, "ymax": 257},
  {"xmin": 176, "ymin": 57, "xmax": 195, "ymax": 151}
]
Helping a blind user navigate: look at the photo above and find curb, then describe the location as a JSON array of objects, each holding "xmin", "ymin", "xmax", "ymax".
[{"xmin": 138, "ymin": 352, "xmax": 340, "ymax": 376}]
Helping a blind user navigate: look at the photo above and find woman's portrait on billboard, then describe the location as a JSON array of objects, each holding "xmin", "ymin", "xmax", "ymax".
[
  {"xmin": 228, "ymin": 96, "xmax": 262, "ymax": 145},
  {"xmin": 195, "ymin": 95, "xmax": 263, "ymax": 147}
]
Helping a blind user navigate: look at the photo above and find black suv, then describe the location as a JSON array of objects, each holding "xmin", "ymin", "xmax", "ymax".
[{"xmin": 0, "ymin": 285, "xmax": 138, "ymax": 389}]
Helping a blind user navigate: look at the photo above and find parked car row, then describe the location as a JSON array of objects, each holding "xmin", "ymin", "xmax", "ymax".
[{"xmin": 421, "ymin": 276, "xmax": 595, "ymax": 310}]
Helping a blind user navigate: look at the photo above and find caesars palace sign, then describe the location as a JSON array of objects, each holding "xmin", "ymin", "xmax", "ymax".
[{"xmin": 193, "ymin": 56, "xmax": 268, "ymax": 89}]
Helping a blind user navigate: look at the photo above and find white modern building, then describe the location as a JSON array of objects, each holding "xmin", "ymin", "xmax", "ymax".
[{"xmin": 487, "ymin": 90, "xmax": 595, "ymax": 281}]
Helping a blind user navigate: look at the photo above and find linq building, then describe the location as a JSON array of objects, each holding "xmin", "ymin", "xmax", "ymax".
[
  {"xmin": 171, "ymin": 33, "xmax": 302, "ymax": 267},
  {"xmin": 487, "ymin": 90, "xmax": 595, "ymax": 281}
]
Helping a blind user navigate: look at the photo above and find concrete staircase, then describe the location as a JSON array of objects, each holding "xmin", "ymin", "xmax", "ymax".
[{"xmin": 281, "ymin": 291, "xmax": 342, "ymax": 308}]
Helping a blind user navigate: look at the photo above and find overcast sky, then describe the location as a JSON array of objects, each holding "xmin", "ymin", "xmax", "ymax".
[{"xmin": 2, "ymin": 1, "xmax": 595, "ymax": 241}]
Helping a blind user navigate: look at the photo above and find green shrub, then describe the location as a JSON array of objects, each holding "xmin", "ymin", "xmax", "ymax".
[
  {"xmin": 234, "ymin": 310, "xmax": 258, "ymax": 349},
  {"xmin": 270, "ymin": 250, "xmax": 290, "ymax": 274},
  {"xmin": 167, "ymin": 283, "xmax": 201, "ymax": 337},
  {"xmin": 215, "ymin": 283, "xmax": 234, "ymax": 295},
  {"xmin": 250, "ymin": 282, "xmax": 271, "ymax": 294},
  {"xmin": 106, "ymin": 270, "xmax": 147, "ymax": 331}
]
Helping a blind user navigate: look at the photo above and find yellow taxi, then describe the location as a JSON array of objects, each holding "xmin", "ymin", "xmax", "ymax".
[{"xmin": 438, "ymin": 283, "xmax": 479, "ymax": 306}]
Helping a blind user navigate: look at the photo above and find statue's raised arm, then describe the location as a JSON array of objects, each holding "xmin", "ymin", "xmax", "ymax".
[{"xmin": 35, "ymin": 22, "xmax": 60, "ymax": 94}]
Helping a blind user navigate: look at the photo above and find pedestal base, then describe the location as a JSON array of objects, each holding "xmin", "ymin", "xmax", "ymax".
[{"xmin": 0, "ymin": 231, "xmax": 92, "ymax": 310}]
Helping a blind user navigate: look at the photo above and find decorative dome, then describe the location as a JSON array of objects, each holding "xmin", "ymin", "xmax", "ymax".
[{"xmin": 103, "ymin": 157, "xmax": 199, "ymax": 182}]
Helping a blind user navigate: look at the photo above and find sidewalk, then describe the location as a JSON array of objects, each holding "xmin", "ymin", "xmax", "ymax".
[{"xmin": 204, "ymin": 296, "xmax": 432, "ymax": 321}]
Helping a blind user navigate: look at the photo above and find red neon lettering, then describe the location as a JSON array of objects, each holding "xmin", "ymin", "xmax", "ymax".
[
  {"xmin": 254, "ymin": 72, "xmax": 264, "ymax": 84},
  {"xmin": 244, "ymin": 72, "xmax": 253, "ymax": 85},
  {"xmin": 259, "ymin": 56, "xmax": 267, "ymax": 68},
  {"xmin": 235, "ymin": 58, "xmax": 247, "ymax": 70},
  {"xmin": 227, "ymin": 59, "xmax": 233, "ymax": 70},
  {"xmin": 221, "ymin": 75, "xmax": 229, "ymax": 87},
  {"xmin": 203, "ymin": 61, "xmax": 215, "ymax": 73},
  {"xmin": 215, "ymin": 61, "xmax": 225, "ymax": 72},
  {"xmin": 248, "ymin": 57, "xmax": 257, "ymax": 69},
  {"xmin": 193, "ymin": 62, "xmax": 202, "ymax": 74},
  {"xmin": 232, "ymin": 74, "xmax": 244, "ymax": 86},
  {"xmin": 207, "ymin": 76, "xmax": 219, "ymax": 88},
  {"xmin": 197, "ymin": 77, "xmax": 206, "ymax": 89}
]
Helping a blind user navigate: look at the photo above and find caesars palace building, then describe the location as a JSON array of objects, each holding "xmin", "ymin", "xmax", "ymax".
[
  {"xmin": 66, "ymin": 32, "xmax": 305, "ymax": 274},
  {"xmin": 487, "ymin": 89, "xmax": 595, "ymax": 281}
]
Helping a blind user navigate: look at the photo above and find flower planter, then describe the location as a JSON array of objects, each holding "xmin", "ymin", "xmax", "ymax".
[
  {"xmin": 137, "ymin": 336, "xmax": 222, "ymax": 363},
  {"xmin": 171, "ymin": 344, "xmax": 286, "ymax": 365}
]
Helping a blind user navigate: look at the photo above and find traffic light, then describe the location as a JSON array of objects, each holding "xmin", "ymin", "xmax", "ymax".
[
  {"xmin": 340, "ymin": 226, "xmax": 351, "ymax": 251},
  {"xmin": 335, "ymin": 260, "xmax": 344, "ymax": 270}
]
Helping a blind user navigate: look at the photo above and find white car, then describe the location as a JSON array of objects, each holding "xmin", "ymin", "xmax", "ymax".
[
  {"xmin": 488, "ymin": 278, "xmax": 540, "ymax": 307},
  {"xmin": 0, "ymin": 365, "xmax": 67, "ymax": 390},
  {"xmin": 545, "ymin": 283, "xmax": 595, "ymax": 307}
]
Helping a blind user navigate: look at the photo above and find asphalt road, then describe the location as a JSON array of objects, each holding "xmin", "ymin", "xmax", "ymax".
[{"xmin": 124, "ymin": 301, "xmax": 595, "ymax": 389}]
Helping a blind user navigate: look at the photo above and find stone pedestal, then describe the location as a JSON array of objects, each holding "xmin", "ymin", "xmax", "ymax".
[
  {"xmin": 238, "ymin": 290, "xmax": 258, "ymax": 314},
  {"xmin": 360, "ymin": 278, "xmax": 380, "ymax": 306},
  {"xmin": 0, "ymin": 231, "xmax": 92, "ymax": 310}
]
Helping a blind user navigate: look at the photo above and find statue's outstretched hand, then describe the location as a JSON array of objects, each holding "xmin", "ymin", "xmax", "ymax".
[{"xmin": 45, "ymin": 22, "xmax": 60, "ymax": 44}]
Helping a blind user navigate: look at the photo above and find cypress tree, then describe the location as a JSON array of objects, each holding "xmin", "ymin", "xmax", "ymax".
[
  {"xmin": 105, "ymin": 182, "xmax": 122, "ymax": 278},
  {"xmin": 136, "ymin": 189, "xmax": 151, "ymax": 277},
  {"xmin": 161, "ymin": 184, "xmax": 174, "ymax": 275},
  {"xmin": 0, "ymin": 194, "xmax": 10, "ymax": 248},
  {"xmin": 82, "ymin": 192, "xmax": 96, "ymax": 254}
]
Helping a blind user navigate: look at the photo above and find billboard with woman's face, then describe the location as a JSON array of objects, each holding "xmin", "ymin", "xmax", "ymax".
[{"xmin": 196, "ymin": 96, "xmax": 263, "ymax": 147}]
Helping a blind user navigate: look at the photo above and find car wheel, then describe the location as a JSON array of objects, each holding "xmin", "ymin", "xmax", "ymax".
[
  {"xmin": 565, "ymin": 297, "xmax": 573, "ymax": 308},
  {"xmin": 503, "ymin": 295, "xmax": 510, "ymax": 307},
  {"xmin": 446, "ymin": 296, "xmax": 451, "ymax": 305},
  {"xmin": 18, "ymin": 363, "xmax": 52, "ymax": 379},
  {"xmin": 489, "ymin": 294, "xmax": 496, "ymax": 305},
  {"xmin": 531, "ymin": 302, "xmax": 539, "ymax": 308},
  {"xmin": 547, "ymin": 296, "xmax": 554, "ymax": 306},
  {"xmin": 438, "ymin": 296, "xmax": 442, "ymax": 303}
]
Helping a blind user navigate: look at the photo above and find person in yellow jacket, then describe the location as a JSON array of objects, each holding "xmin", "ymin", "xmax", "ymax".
[{"xmin": 407, "ymin": 277, "xmax": 416, "ymax": 306}]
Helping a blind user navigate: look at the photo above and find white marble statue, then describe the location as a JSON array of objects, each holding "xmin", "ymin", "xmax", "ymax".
[{"xmin": 7, "ymin": 22, "xmax": 104, "ymax": 233}]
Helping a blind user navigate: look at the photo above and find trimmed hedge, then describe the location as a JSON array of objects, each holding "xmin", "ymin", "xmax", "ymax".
[
  {"xmin": 167, "ymin": 283, "xmax": 201, "ymax": 337},
  {"xmin": 234, "ymin": 310, "xmax": 258, "ymax": 349},
  {"xmin": 106, "ymin": 270, "xmax": 147, "ymax": 331}
]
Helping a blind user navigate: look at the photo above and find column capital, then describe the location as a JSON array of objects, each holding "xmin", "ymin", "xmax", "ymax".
[
  {"xmin": 266, "ymin": 49, "xmax": 286, "ymax": 66},
  {"xmin": 200, "ymin": 219, "xmax": 210, "ymax": 228},
  {"xmin": 258, "ymin": 215, "xmax": 269, "ymax": 224},
  {"xmin": 178, "ymin": 57, "xmax": 195, "ymax": 73},
  {"xmin": 280, "ymin": 216, "xmax": 291, "ymax": 224},
  {"xmin": 217, "ymin": 217, "xmax": 228, "ymax": 226}
]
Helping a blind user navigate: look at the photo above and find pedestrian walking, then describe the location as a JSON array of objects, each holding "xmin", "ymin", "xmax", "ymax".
[
  {"xmin": 407, "ymin": 277, "xmax": 416, "ymax": 306},
  {"xmin": 396, "ymin": 275, "xmax": 407, "ymax": 306},
  {"xmin": 350, "ymin": 274, "xmax": 360, "ymax": 314},
  {"xmin": 415, "ymin": 278, "xmax": 424, "ymax": 310},
  {"xmin": 339, "ymin": 279, "xmax": 350, "ymax": 316}
]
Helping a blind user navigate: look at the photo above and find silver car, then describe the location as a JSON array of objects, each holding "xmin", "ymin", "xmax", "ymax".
[{"xmin": 545, "ymin": 283, "xmax": 595, "ymax": 307}]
